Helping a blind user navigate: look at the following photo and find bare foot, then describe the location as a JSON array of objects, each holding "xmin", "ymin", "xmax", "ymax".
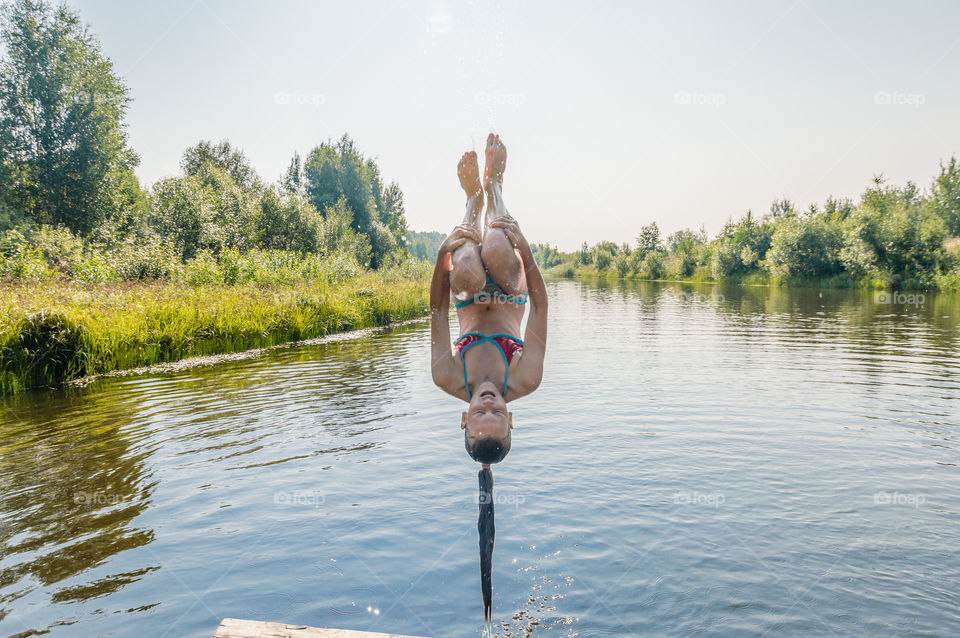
[
  {"xmin": 483, "ymin": 133, "xmax": 506, "ymax": 189},
  {"xmin": 458, "ymin": 151, "xmax": 483, "ymax": 199}
]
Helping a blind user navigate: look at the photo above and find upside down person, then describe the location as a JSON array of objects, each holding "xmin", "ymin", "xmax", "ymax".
[{"xmin": 429, "ymin": 133, "xmax": 548, "ymax": 626}]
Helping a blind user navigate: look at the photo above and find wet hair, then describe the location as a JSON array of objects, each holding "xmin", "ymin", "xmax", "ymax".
[
  {"xmin": 477, "ymin": 466, "xmax": 495, "ymax": 626},
  {"xmin": 465, "ymin": 429, "xmax": 511, "ymax": 626},
  {"xmin": 464, "ymin": 424, "xmax": 511, "ymax": 625}
]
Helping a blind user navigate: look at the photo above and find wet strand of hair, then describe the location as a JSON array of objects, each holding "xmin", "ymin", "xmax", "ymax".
[{"xmin": 478, "ymin": 466, "xmax": 495, "ymax": 627}]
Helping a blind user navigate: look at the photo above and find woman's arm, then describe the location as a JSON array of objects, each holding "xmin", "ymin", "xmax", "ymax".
[
  {"xmin": 430, "ymin": 225, "xmax": 479, "ymax": 391},
  {"xmin": 489, "ymin": 218, "xmax": 547, "ymax": 395}
]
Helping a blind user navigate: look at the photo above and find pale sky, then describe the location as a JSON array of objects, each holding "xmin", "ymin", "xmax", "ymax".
[{"xmin": 64, "ymin": 0, "xmax": 960, "ymax": 250}]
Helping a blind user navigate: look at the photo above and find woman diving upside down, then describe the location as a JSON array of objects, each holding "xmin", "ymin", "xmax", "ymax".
[{"xmin": 429, "ymin": 133, "xmax": 548, "ymax": 626}]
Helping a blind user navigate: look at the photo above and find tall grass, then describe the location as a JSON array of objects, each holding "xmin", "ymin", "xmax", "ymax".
[{"xmin": 0, "ymin": 263, "xmax": 430, "ymax": 395}]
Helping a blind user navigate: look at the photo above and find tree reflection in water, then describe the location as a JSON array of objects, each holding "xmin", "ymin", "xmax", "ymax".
[{"xmin": 0, "ymin": 389, "xmax": 156, "ymax": 627}]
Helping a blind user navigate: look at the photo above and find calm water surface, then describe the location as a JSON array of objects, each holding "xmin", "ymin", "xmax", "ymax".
[{"xmin": 1, "ymin": 280, "xmax": 959, "ymax": 637}]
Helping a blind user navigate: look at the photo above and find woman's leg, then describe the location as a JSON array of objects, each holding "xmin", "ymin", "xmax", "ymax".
[
  {"xmin": 480, "ymin": 134, "xmax": 526, "ymax": 296},
  {"xmin": 450, "ymin": 151, "xmax": 486, "ymax": 299}
]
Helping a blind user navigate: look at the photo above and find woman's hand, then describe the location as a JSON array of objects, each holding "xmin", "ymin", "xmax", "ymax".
[
  {"xmin": 488, "ymin": 216, "xmax": 531, "ymax": 258},
  {"xmin": 438, "ymin": 223, "xmax": 481, "ymax": 259}
]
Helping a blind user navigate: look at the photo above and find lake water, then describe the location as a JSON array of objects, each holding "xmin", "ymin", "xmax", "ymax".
[{"xmin": 1, "ymin": 280, "xmax": 959, "ymax": 637}]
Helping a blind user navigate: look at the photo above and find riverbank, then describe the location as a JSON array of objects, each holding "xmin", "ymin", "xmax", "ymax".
[
  {"xmin": 0, "ymin": 269, "xmax": 429, "ymax": 395},
  {"xmin": 542, "ymin": 261, "xmax": 955, "ymax": 290}
]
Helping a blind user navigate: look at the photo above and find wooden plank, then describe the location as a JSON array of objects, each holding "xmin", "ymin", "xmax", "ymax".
[{"xmin": 212, "ymin": 618, "xmax": 431, "ymax": 638}]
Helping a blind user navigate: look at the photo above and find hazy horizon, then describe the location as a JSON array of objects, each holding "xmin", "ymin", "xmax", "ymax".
[{"xmin": 64, "ymin": 0, "xmax": 960, "ymax": 250}]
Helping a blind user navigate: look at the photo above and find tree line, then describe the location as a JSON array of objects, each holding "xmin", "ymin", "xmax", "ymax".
[
  {"xmin": 0, "ymin": 0, "xmax": 410, "ymax": 281},
  {"xmin": 534, "ymin": 161, "xmax": 960, "ymax": 290}
]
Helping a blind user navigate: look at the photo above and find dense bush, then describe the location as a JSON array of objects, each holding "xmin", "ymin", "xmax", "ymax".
[
  {"xmin": 764, "ymin": 215, "xmax": 843, "ymax": 280},
  {"xmin": 613, "ymin": 253, "xmax": 630, "ymax": 278},
  {"xmin": 531, "ymin": 243, "xmax": 563, "ymax": 269},
  {"xmin": 574, "ymin": 242, "xmax": 592, "ymax": 266},
  {"xmin": 931, "ymin": 158, "xmax": 960, "ymax": 235},
  {"xmin": 594, "ymin": 249, "xmax": 612, "ymax": 271},
  {"xmin": 640, "ymin": 250, "xmax": 666, "ymax": 279}
]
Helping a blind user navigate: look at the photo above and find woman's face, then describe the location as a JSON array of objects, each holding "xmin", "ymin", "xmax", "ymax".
[{"xmin": 461, "ymin": 380, "xmax": 513, "ymax": 439}]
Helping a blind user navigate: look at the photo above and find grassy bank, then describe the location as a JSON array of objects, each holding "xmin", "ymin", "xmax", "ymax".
[
  {"xmin": 0, "ymin": 267, "xmax": 429, "ymax": 395},
  {"xmin": 544, "ymin": 262, "xmax": 856, "ymax": 288},
  {"xmin": 542, "ymin": 257, "xmax": 957, "ymax": 290}
]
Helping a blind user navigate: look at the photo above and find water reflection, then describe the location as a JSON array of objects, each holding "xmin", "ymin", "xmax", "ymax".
[
  {"xmin": 0, "ymin": 285, "xmax": 958, "ymax": 637},
  {"xmin": 0, "ymin": 391, "xmax": 155, "ymax": 627},
  {"xmin": 0, "ymin": 326, "xmax": 423, "ymax": 635}
]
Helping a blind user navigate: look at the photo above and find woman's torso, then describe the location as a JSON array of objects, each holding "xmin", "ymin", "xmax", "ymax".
[{"xmin": 452, "ymin": 299, "xmax": 526, "ymax": 400}]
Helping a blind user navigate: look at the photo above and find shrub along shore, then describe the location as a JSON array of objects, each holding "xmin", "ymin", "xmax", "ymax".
[
  {"xmin": 0, "ymin": 266, "xmax": 429, "ymax": 396},
  {"xmin": 530, "ymin": 159, "xmax": 960, "ymax": 291}
]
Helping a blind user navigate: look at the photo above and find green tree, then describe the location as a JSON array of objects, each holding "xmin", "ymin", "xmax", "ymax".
[
  {"xmin": 823, "ymin": 196, "xmax": 854, "ymax": 221},
  {"xmin": 767, "ymin": 198, "xmax": 795, "ymax": 221},
  {"xmin": 843, "ymin": 178, "xmax": 946, "ymax": 284},
  {"xmin": 930, "ymin": 156, "xmax": 960, "ymax": 235},
  {"xmin": 531, "ymin": 243, "xmax": 562, "ymax": 268},
  {"xmin": 664, "ymin": 227, "xmax": 707, "ymax": 279},
  {"xmin": 613, "ymin": 253, "xmax": 630, "ymax": 278},
  {"xmin": 257, "ymin": 187, "xmax": 321, "ymax": 254},
  {"xmin": 148, "ymin": 175, "xmax": 213, "ymax": 260},
  {"xmin": 181, "ymin": 140, "xmax": 260, "ymax": 190},
  {"xmin": 709, "ymin": 211, "xmax": 774, "ymax": 278},
  {"xmin": 635, "ymin": 222, "xmax": 662, "ymax": 256},
  {"xmin": 407, "ymin": 230, "xmax": 444, "ymax": 261},
  {"xmin": 575, "ymin": 241, "xmax": 592, "ymax": 265},
  {"xmin": 148, "ymin": 161, "xmax": 258, "ymax": 259},
  {"xmin": 640, "ymin": 250, "xmax": 666, "ymax": 279},
  {"xmin": 304, "ymin": 143, "xmax": 341, "ymax": 213},
  {"xmin": 367, "ymin": 221, "xmax": 397, "ymax": 268},
  {"xmin": 305, "ymin": 135, "xmax": 374, "ymax": 234},
  {"xmin": 320, "ymin": 197, "xmax": 370, "ymax": 266},
  {"xmin": 303, "ymin": 135, "xmax": 408, "ymax": 267},
  {"xmin": 0, "ymin": 0, "xmax": 142, "ymax": 235},
  {"xmin": 282, "ymin": 152, "xmax": 303, "ymax": 196},
  {"xmin": 594, "ymin": 248, "xmax": 612, "ymax": 271},
  {"xmin": 666, "ymin": 228, "xmax": 704, "ymax": 253},
  {"xmin": 379, "ymin": 182, "xmax": 408, "ymax": 237},
  {"xmin": 593, "ymin": 240, "xmax": 620, "ymax": 256},
  {"xmin": 764, "ymin": 216, "xmax": 843, "ymax": 279}
]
